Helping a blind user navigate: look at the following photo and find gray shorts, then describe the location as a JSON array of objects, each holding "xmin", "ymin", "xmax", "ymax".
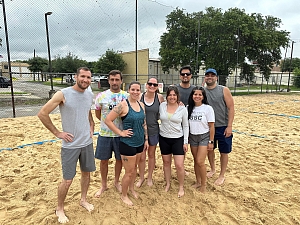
[
  {"xmin": 95, "ymin": 136, "xmax": 121, "ymax": 160},
  {"xmin": 189, "ymin": 132, "xmax": 210, "ymax": 147},
  {"xmin": 61, "ymin": 143, "xmax": 96, "ymax": 180},
  {"xmin": 148, "ymin": 133, "xmax": 159, "ymax": 146}
]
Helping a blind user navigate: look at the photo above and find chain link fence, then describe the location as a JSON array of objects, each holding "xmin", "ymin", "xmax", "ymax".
[
  {"xmin": 0, "ymin": 72, "xmax": 297, "ymax": 118},
  {"xmin": 0, "ymin": 1, "xmax": 298, "ymax": 118}
]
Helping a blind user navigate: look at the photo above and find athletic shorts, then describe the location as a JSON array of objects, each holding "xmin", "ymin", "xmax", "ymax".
[
  {"xmin": 61, "ymin": 143, "xmax": 96, "ymax": 180},
  {"xmin": 95, "ymin": 136, "xmax": 121, "ymax": 160},
  {"xmin": 148, "ymin": 133, "xmax": 159, "ymax": 146},
  {"xmin": 119, "ymin": 141, "xmax": 144, "ymax": 156},
  {"xmin": 189, "ymin": 132, "xmax": 210, "ymax": 147},
  {"xmin": 159, "ymin": 135, "xmax": 184, "ymax": 155},
  {"xmin": 214, "ymin": 126, "xmax": 233, "ymax": 154}
]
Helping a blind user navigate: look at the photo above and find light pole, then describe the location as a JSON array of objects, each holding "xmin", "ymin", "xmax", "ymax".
[
  {"xmin": 45, "ymin": 11, "xmax": 55, "ymax": 98},
  {"xmin": 287, "ymin": 41, "xmax": 295, "ymax": 92},
  {"xmin": 1, "ymin": 0, "xmax": 16, "ymax": 117}
]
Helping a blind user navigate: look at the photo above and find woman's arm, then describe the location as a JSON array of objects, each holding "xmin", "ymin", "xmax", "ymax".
[
  {"xmin": 182, "ymin": 107, "xmax": 189, "ymax": 152},
  {"xmin": 105, "ymin": 101, "xmax": 132, "ymax": 137},
  {"xmin": 140, "ymin": 101, "xmax": 149, "ymax": 151}
]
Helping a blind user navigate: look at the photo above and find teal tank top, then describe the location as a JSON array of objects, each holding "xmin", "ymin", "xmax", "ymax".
[{"xmin": 120, "ymin": 99, "xmax": 145, "ymax": 147}]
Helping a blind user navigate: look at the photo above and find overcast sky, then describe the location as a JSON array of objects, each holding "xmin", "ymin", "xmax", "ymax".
[{"xmin": 0, "ymin": 0, "xmax": 299, "ymax": 62}]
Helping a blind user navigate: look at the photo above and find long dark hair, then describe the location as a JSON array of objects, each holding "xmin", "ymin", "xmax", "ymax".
[{"xmin": 187, "ymin": 86, "xmax": 209, "ymax": 119}]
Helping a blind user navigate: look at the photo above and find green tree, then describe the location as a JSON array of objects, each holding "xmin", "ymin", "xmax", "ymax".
[
  {"xmin": 159, "ymin": 7, "xmax": 289, "ymax": 85},
  {"xmin": 240, "ymin": 62, "xmax": 256, "ymax": 83},
  {"xmin": 52, "ymin": 52, "xmax": 88, "ymax": 73},
  {"xmin": 293, "ymin": 67, "xmax": 300, "ymax": 88},
  {"xmin": 280, "ymin": 57, "xmax": 300, "ymax": 72},
  {"xmin": 159, "ymin": 8, "xmax": 199, "ymax": 73},
  {"xmin": 27, "ymin": 57, "xmax": 48, "ymax": 81},
  {"xmin": 94, "ymin": 49, "xmax": 127, "ymax": 74}
]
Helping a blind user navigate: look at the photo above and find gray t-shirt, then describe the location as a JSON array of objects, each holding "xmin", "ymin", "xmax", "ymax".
[
  {"xmin": 204, "ymin": 85, "xmax": 228, "ymax": 127},
  {"xmin": 140, "ymin": 92, "xmax": 160, "ymax": 136},
  {"xmin": 176, "ymin": 84, "xmax": 196, "ymax": 106},
  {"xmin": 60, "ymin": 87, "xmax": 93, "ymax": 148}
]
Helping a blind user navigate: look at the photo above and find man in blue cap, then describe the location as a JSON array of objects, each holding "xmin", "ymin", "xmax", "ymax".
[{"xmin": 204, "ymin": 68, "xmax": 235, "ymax": 186}]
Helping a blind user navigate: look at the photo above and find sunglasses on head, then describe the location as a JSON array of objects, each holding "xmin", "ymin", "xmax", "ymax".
[
  {"xmin": 147, "ymin": 82, "xmax": 158, "ymax": 87},
  {"xmin": 180, "ymin": 73, "xmax": 191, "ymax": 76}
]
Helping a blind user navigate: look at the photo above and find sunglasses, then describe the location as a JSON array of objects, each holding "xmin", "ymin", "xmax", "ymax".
[
  {"xmin": 147, "ymin": 82, "xmax": 158, "ymax": 87},
  {"xmin": 180, "ymin": 73, "xmax": 192, "ymax": 76}
]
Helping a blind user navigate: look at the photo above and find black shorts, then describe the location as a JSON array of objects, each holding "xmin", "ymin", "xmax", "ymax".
[
  {"xmin": 159, "ymin": 135, "xmax": 184, "ymax": 155},
  {"xmin": 119, "ymin": 141, "xmax": 144, "ymax": 156}
]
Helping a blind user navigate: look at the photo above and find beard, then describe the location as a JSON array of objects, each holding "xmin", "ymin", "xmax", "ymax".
[
  {"xmin": 205, "ymin": 80, "xmax": 215, "ymax": 86},
  {"xmin": 77, "ymin": 81, "xmax": 89, "ymax": 90},
  {"xmin": 111, "ymin": 84, "xmax": 120, "ymax": 90},
  {"xmin": 181, "ymin": 80, "xmax": 190, "ymax": 84}
]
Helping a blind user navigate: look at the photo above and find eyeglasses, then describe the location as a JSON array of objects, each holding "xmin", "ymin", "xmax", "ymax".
[
  {"xmin": 180, "ymin": 73, "xmax": 192, "ymax": 76},
  {"xmin": 147, "ymin": 82, "xmax": 158, "ymax": 87}
]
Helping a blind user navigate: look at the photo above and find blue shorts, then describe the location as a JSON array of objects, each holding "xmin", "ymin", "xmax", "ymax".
[
  {"xmin": 214, "ymin": 126, "xmax": 233, "ymax": 154},
  {"xmin": 61, "ymin": 143, "xmax": 96, "ymax": 180},
  {"xmin": 148, "ymin": 133, "xmax": 159, "ymax": 146},
  {"xmin": 95, "ymin": 136, "xmax": 121, "ymax": 160},
  {"xmin": 159, "ymin": 135, "xmax": 184, "ymax": 155}
]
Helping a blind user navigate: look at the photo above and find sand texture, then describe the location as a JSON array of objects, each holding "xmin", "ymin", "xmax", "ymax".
[{"xmin": 0, "ymin": 93, "xmax": 299, "ymax": 225}]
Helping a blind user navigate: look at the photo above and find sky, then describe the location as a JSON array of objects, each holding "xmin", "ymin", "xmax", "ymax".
[{"xmin": 0, "ymin": 0, "xmax": 299, "ymax": 62}]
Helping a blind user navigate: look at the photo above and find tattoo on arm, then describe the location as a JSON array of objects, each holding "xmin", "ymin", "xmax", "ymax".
[
  {"xmin": 113, "ymin": 104, "xmax": 123, "ymax": 115},
  {"xmin": 143, "ymin": 118, "xmax": 148, "ymax": 137}
]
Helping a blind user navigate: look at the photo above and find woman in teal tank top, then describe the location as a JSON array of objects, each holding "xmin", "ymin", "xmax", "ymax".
[{"xmin": 105, "ymin": 81, "xmax": 149, "ymax": 206}]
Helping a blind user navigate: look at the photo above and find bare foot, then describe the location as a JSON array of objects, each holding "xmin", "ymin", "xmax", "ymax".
[
  {"xmin": 115, "ymin": 183, "xmax": 122, "ymax": 193},
  {"xmin": 214, "ymin": 177, "xmax": 225, "ymax": 186},
  {"xmin": 178, "ymin": 187, "xmax": 184, "ymax": 198},
  {"xmin": 130, "ymin": 189, "xmax": 139, "ymax": 199},
  {"xmin": 192, "ymin": 182, "xmax": 201, "ymax": 189},
  {"xmin": 199, "ymin": 185, "xmax": 206, "ymax": 193},
  {"xmin": 135, "ymin": 178, "xmax": 145, "ymax": 188},
  {"xmin": 121, "ymin": 195, "xmax": 133, "ymax": 206},
  {"xmin": 55, "ymin": 210, "xmax": 69, "ymax": 224},
  {"xmin": 80, "ymin": 201, "xmax": 94, "ymax": 212},
  {"xmin": 165, "ymin": 183, "xmax": 170, "ymax": 192},
  {"xmin": 147, "ymin": 178, "xmax": 153, "ymax": 186},
  {"xmin": 94, "ymin": 187, "xmax": 108, "ymax": 198},
  {"xmin": 207, "ymin": 170, "xmax": 215, "ymax": 178}
]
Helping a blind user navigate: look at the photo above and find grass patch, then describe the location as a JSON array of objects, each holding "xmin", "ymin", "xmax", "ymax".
[
  {"xmin": 234, "ymin": 84, "xmax": 300, "ymax": 91},
  {"xmin": 0, "ymin": 92, "xmax": 28, "ymax": 95},
  {"xmin": 0, "ymin": 98, "xmax": 49, "ymax": 107}
]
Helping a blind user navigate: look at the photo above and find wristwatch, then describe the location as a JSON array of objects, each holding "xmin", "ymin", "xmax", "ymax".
[{"xmin": 208, "ymin": 140, "xmax": 214, "ymax": 144}]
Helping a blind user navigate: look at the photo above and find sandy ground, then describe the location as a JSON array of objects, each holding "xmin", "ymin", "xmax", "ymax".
[{"xmin": 0, "ymin": 93, "xmax": 299, "ymax": 225}]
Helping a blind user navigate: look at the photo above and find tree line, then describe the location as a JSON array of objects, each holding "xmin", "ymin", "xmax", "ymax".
[
  {"xmin": 159, "ymin": 7, "xmax": 290, "ymax": 85},
  {"xmin": 23, "ymin": 7, "xmax": 295, "ymax": 86}
]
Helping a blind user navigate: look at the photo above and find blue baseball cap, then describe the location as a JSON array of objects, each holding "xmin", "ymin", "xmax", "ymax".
[{"xmin": 205, "ymin": 68, "xmax": 217, "ymax": 76}]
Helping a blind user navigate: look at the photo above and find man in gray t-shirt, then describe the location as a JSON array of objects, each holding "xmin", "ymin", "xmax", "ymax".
[{"xmin": 176, "ymin": 65, "xmax": 196, "ymax": 106}]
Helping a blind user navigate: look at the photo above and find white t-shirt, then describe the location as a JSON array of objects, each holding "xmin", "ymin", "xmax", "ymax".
[{"xmin": 188, "ymin": 104, "xmax": 215, "ymax": 135}]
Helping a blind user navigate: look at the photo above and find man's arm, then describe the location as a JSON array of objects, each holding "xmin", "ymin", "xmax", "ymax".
[
  {"xmin": 223, "ymin": 87, "xmax": 234, "ymax": 137},
  {"xmin": 95, "ymin": 108, "xmax": 101, "ymax": 120},
  {"xmin": 89, "ymin": 110, "xmax": 95, "ymax": 137},
  {"xmin": 158, "ymin": 93, "xmax": 165, "ymax": 103},
  {"xmin": 37, "ymin": 91, "xmax": 64, "ymax": 137}
]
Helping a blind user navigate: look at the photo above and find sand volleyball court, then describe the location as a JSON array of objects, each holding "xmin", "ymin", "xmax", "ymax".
[{"xmin": 0, "ymin": 93, "xmax": 299, "ymax": 225}]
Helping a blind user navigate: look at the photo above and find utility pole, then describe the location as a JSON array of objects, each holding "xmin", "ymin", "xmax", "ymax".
[{"xmin": 287, "ymin": 41, "xmax": 295, "ymax": 91}]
